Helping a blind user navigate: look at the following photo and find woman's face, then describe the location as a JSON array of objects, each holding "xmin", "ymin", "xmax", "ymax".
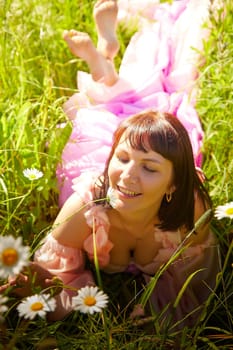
[{"xmin": 108, "ymin": 135, "xmax": 175, "ymax": 216}]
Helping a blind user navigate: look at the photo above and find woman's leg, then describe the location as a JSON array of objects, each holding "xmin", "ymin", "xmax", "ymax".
[
  {"xmin": 93, "ymin": 0, "xmax": 119, "ymax": 60},
  {"xmin": 63, "ymin": 0, "xmax": 120, "ymax": 86},
  {"xmin": 63, "ymin": 30, "xmax": 118, "ymax": 86}
]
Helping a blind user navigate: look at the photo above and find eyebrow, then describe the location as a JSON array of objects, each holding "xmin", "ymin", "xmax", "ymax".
[{"xmin": 142, "ymin": 158, "xmax": 162, "ymax": 164}]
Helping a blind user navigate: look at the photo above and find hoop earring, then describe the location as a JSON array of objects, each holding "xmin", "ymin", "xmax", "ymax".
[{"xmin": 166, "ymin": 192, "xmax": 172, "ymax": 203}]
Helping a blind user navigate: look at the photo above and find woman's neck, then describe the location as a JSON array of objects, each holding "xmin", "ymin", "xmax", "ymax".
[{"xmin": 108, "ymin": 208, "xmax": 159, "ymax": 239}]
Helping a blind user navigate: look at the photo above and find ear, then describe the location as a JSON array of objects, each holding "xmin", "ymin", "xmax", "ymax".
[{"xmin": 167, "ymin": 184, "xmax": 176, "ymax": 195}]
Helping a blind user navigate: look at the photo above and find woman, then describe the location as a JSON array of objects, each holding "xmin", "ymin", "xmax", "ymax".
[
  {"xmin": 33, "ymin": 110, "xmax": 219, "ymax": 325},
  {"xmin": 1, "ymin": 0, "xmax": 219, "ymax": 327}
]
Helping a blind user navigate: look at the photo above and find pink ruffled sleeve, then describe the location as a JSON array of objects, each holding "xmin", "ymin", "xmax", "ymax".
[
  {"xmin": 34, "ymin": 233, "xmax": 87, "ymax": 283},
  {"xmin": 34, "ymin": 234, "xmax": 94, "ymax": 320},
  {"xmin": 83, "ymin": 206, "xmax": 114, "ymax": 267},
  {"xmin": 72, "ymin": 173, "xmax": 114, "ymax": 267}
]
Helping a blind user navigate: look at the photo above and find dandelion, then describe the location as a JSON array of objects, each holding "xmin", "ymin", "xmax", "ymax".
[
  {"xmin": 17, "ymin": 294, "xmax": 56, "ymax": 320},
  {"xmin": 215, "ymin": 201, "xmax": 233, "ymax": 220},
  {"xmin": 0, "ymin": 235, "xmax": 30, "ymax": 279},
  {"xmin": 106, "ymin": 187, "xmax": 118, "ymax": 208},
  {"xmin": 23, "ymin": 168, "xmax": 43, "ymax": 181},
  {"xmin": 72, "ymin": 286, "xmax": 108, "ymax": 315}
]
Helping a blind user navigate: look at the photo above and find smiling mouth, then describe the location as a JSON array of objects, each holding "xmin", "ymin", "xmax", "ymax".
[{"xmin": 117, "ymin": 186, "xmax": 141, "ymax": 198}]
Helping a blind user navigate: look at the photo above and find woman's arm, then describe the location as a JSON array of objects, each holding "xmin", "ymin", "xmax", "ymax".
[
  {"xmin": 0, "ymin": 193, "xmax": 94, "ymax": 303},
  {"xmin": 51, "ymin": 191, "xmax": 92, "ymax": 248}
]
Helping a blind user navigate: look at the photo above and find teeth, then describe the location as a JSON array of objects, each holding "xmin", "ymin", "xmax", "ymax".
[{"xmin": 119, "ymin": 187, "xmax": 138, "ymax": 197}]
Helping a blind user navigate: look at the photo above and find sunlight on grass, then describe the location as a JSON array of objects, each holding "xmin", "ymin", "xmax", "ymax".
[{"xmin": 0, "ymin": 0, "xmax": 232, "ymax": 349}]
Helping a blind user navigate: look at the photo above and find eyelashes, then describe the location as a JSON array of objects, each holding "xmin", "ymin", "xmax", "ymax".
[
  {"xmin": 143, "ymin": 166, "xmax": 156, "ymax": 173},
  {"xmin": 118, "ymin": 157, "xmax": 128, "ymax": 163},
  {"xmin": 115, "ymin": 155, "xmax": 157, "ymax": 173}
]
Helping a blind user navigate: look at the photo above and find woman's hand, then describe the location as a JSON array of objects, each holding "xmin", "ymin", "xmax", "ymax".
[{"xmin": 0, "ymin": 262, "xmax": 62, "ymax": 298}]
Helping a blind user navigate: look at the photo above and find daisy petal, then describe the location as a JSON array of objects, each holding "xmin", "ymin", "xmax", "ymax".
[
  {"xmin": 106, "ymin": 187, "xmax": 118, "ymax": 208},
  {"xmin": 72, "ymin": 286, "xmax": 108, "ymax": 314},
  {"xmin": 0, "ymin": 235, "xmax": 30, "ymax": 279},
  {"xmin": 17, "ymin": 294, "xmax": 56, "ymax": 320},
  {"xmin": 23, "ymin": 168, "xmax": 43, "ymax": 181},
  {"xmin": 215, "ymin": 202, "xmax": 233, "ymax": 220}
]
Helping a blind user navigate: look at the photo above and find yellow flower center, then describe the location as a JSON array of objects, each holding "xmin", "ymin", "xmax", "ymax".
[
  {"xmin": 2, "ymin": 248, "xmax": 18, "ymax": 266},
  {"xmin": 84, "ymin": 296, "xmax": 96, "ymax": 306},
  {"xmin": 226, "ymin": 208, "xmax": 233, "ymax": 215},
  {"xmin": 31, "ymin": 302, "xmax": 44, "ymax": 311}
]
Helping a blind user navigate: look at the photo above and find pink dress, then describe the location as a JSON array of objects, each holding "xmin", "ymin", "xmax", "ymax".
[
  {"xmin": 56, "ymin": 0, "xmax": 211, "ymax": 207},
  {"xmin": 35, "ymin": 174, "xmax": 219, "ymax": 325}
]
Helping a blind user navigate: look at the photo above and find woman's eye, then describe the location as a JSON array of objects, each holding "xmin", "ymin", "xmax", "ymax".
[
  {"xmin": 116, "ymin": 155, "xmax": 128, "ymax": 163},
  {"xmin": 143, "ymin": 165, "xmax": 156, "ymax": 173}
]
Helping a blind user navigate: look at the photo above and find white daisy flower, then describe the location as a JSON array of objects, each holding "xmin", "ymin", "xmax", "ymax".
[
  {"xmin": 106, "ymin": 187, "xmax": 118, "ymax": 208},
  {"xmin": 0, "ymin": 235, "xmax": 30, "ymax": 279},
  {"xmin": 215, "ymin": 201, "xmax": 233, "ymax": 220},
  {"xmin": 23, "ymin": 168, "xmax": 43, "ymax": 181},
  {"xmin": 0, "ymin": 295, "xmax": 8, "ymax": 315},
  {"xmin": 17, "ymin": 294, "xmax": 56, "ymax": 320},
  {"xmin": 72, "ymin": 286, "xmax": 108, "ymax": 315}
]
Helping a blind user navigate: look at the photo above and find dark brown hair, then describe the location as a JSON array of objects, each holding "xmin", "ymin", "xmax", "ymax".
[{"xmin": 96, "ymin": 110, "xmax": 211, "ymax": 231}]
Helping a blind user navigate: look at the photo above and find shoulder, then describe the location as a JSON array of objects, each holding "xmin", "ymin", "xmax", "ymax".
[
  {"xmin": 72, "ymin": 172, "xmax": 102, "ymax": 202},
  {"xmin": 51, "ymin": 172, "xmax": 107, "ymax": 249},
  {"xmin": 51, "ymin": 189, "xmax": 94, "ymax": 249}
]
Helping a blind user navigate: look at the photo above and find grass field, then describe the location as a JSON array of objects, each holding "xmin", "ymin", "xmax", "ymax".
[{"xmin": 0, "ymin": 0, "xmax": 233, "ymax": 349}]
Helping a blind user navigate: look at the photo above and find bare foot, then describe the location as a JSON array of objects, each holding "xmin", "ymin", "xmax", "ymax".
[
  {"xmin": 93, "ymin": 0, "xmax": 119, "ymax": 60},
  {"xmin": 63, "ymin": 29, "xmax": 118, "ymax": 86},
  {"xmin": 63, "ymin": 30, "xmax": 98, "ymax": 63}
]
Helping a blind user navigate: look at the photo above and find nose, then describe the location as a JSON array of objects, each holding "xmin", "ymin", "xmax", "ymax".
[{"xmin": 121, "ymin": 161, "xmax": 138, "ymax": 183}]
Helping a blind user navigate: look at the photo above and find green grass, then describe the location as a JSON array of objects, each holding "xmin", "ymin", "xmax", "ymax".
[{"xmin": 0, "ymin": 0, "xmax": 233, "ymax": 348}]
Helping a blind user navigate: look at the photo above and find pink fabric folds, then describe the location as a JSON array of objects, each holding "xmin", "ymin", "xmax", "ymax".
[
  {"xmin": 34, "ymin": 233, "xmax": 86, "ymax": 282},
  {"xmin": 144, "ymin": 242, "xmax": 219, "ymax": 327}
]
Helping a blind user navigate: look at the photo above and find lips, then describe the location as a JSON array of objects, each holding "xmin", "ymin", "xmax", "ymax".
[{"xmin": 117, "ymin": 185, "xmax": 141, "ymax": 198}]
